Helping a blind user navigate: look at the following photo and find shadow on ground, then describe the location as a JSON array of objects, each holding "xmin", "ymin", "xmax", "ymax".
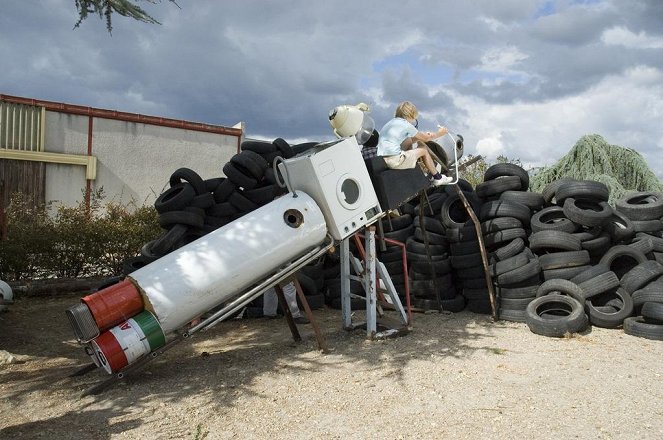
[{"xmin": 0, "ymin": 294, "xmax": 505, "ymax": 436}]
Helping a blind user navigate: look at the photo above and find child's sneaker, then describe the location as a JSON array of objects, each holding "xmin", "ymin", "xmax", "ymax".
[{"xmin": 432, "ymin": 175, "xmax": 453, "ymax": 186}]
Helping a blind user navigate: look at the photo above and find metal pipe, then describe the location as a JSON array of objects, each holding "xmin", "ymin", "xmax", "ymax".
[{"xmin": 186, "ymin": 237, "xmax": 334, "ymax": 335}]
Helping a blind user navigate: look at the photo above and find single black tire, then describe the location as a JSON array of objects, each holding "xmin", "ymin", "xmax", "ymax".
[
  {"xmin": 122, "ymin": 256, "xmax": 150, "ymax": 275},
  {"xmin": 586, "ymin": 288, "xmax": 634, "ymax": 328},
  {"xmin": 412, "ymin": 215, "xmax": 444, "ymax": 235},
  {"xmin": 483, "ymin": 228, "xmax": 527, "ymax": 248},
  {"xmin": 450, "ymin": 239, "xmax": 480, "ymax": 256},
  {"xmin": 230, "ymin": 151, "xmax": 268, "ymax": 180},
  {"xmin": 414, "ymin": 227, "xmax": 448, "ymax": 246},
  {"xmin": 406, "ymin": 237, "xmax": 447, "ymax": 256},
  {"xmin": 631, "ymin": 284, "xmax": 663, "ymax": 308},
  {"xmin": 484, "ymin": 163, "xmax": 529, "ymax": 190},
  {"xmin": 542, "ymin": 178, "xmax": 577, "ymax": 204},
  {"xmin": 169, "ymin": 167, "xmax": 206, "ymax": 195},
  {"xmin": 599, "ymin": 245, "xmax": 649, "ymax": 276},
  {"xmin": 492, "ymin": 238, "xmax": 526, "ymax": 261},
  {"xmin": 479, "ymin": 200, "xmax": 531, "ymax": 225},
  {"xmin": 158, "ymin": 210, "xmax": 204, "ymax": 229},
  {"xmin": 410, "ymin": 259, "xmax": 452, "ymax": 276},
  {"xmin": 450, "ymin": 252, "xmax": 483, "ymax": 269},
  {"xmin": 555, "ymin": 180, "xmax": 610, "ymax": 204},
  {"xmin": 577, "ymin": 270, "xmax": 620, "ymax": 300},
  {"xmin": 615, "ymin": 191, "xmax": 663, "ymax": 221},
  {"xmin": 605, "ymin": 210, "xmax": 636, "ymax": 243},
  {"xmin": 563, "ymin": 197, "xmax": 613, "ymax": 227},
  {"xmin": 629, "ymin": 235, "xmax": 655, "ymax": 255},
  {"xmin": 623, "ymin": 316, "xmax": 663, "ymax": 340},
  {"xmin": 273, "ymin": 138, "xmax": 294, "ymax": 159},
  {"xmin": 620, "ymin": 260, "xmax": 663, "ymax": 294},
  {"xmin": 151, "ymin": 224, "xmax": 188, "ymax": 256},
  {"xmin": 525, "ymin": 294, "xmax": 588, "ymax": 337},
  {"xmin": 383, "ymin": 214, "xmax": 414, "ymax": 232},
  {"xmin": 481, "ymin": 217, "xmax": 523, "ymax": 234},
  {"xmin": 222, "ymin": 162, "xmax": 259, "ymax": 189},
  {"xmin": 535, "ymin": 278, "xmax": 585, "ymax": 304},
  {"xmin": 229, "ymin": 191, "xmax": 260, "ymax": 213},
  {"xmin": 207, "ymin": 202, "xmax": 239, "ymax": 217},
  {"xmin": 497, "ymin": 259, "xmax": 541, "ymax": 285},
  {"xmin": 635, "ymin": 232, "xmax": 663, "ymax": 252},
  {"xmin": 213, "ymin": 178, "xmax": 236, "ymax": 203},
  {"xmin": 531, "ymin": 206, "xmax": 577, "ymax": 234},
  {"xmin": 499, "ymin": 296, "xmax": 534, "ymax": 311},
  {"xmin": 241, "ymin": 139, "xmax": 277, "ymax": 154},
  {"xmin": 476, "ymin": 175, "xmax": 522, "ymax": 198},
  {"xmin": 441, "ymin": 194, "xmax": 472, "ymax": 229},
  {"xmin": 529, "ymin": 230, "xmax": 582, "ymax": 253},
  {"xmin": 296, "ymin": 273, "xmax": 318, "ymax": 296},
  {"xmin": 154, "ymin": 183, "xmax": 196, "ymax": 214},
  {"xmin": 641, "ymin": 302, "xmax": 663, "ymax": 324},
  {"xmin": 440, "ymin": 294, "xmax": 466, "ymax": 313},
  {"xmin": 242, "ymin": 184, "xmax": 284, "ymax": 205},
  {"xmin": 297, "ymin": 293, "xmax": 325, "ymax": 310},
  {"xmin": 570, "ymin": 264, "xmax": 610, "ymax": 285},
  {"xmin": 498, "ymin": 284, "xmax": 539, "ymax": 299},
  {"xmin": 631, "ymin": 219, "xmax": 663, "ymax": 233},
  {"xmin": 384, "ymin": 224, "xmax": 415, "ymax": 243},
  {"xmin": 491, "ymin": 251, "xmax": 530, "ymax": 277},
  {"xmin": 538, "ymin": 250, "xmax": 590, "ymax": 271},
  {"xmin": 543, "ymin": 265, "xmax": 591, "ymax": 281},
  {"xmin": 581, "ymin": 234, "xmax": 611, "ymax": 254},
  {"xmin": 498, "ymin": 308, "xmax": 527, "ymax": 323},
  {"xmin": 190, "ymin": 192, "xmax": 215, "ymax": 210},
  {"xmin": 500, "ymin": 191, "xmax": 545, "ymax": 211}
]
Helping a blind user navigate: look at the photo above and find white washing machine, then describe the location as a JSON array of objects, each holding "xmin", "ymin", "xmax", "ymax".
[{"xmin": 278, "ymin": 137, "xmax": 382, "ymax": 241}]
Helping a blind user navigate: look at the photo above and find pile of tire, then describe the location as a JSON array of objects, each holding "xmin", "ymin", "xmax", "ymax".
[
  {"xmin": 523, "ymin": 186, "xmax": 663, "ymax": 339},
  {"xmin": 475, "ymin": 164, "xmax": 541, "ymax": 322},
  {"xmin": 406, "ymin": 190, "xmax": 465, "ymax": 312}
]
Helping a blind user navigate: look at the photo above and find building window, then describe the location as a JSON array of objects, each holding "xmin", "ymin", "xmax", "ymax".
[{"xmin": 0, "ymin": 101, "xmax": 44, "ymax": 152}]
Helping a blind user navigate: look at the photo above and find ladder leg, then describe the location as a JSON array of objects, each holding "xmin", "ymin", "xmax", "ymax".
[
  {"xmin": 340, "ymin": 238, "xmax": 352, "ymax": 329},
  {"xmin": 292, "ymin": 277, "xmax": 328, "ymax": 353},
  {"xmin": 365, "ymin": 228, "xmax": 377, "ymax": 337},
  {"xmin": 275, "ymin": 284, "xmax": 302, "ymax": 342}
]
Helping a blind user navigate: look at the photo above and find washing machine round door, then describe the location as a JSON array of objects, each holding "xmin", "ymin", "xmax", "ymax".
[{"xmin": 336, "ymin": 174, "xmax": 362, "ymax": 210}]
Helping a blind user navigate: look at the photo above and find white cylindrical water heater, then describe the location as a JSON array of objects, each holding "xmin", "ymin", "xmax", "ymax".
[{"xmin": 130, "ymin": 191, "xmax": 328, "ymax": 333}]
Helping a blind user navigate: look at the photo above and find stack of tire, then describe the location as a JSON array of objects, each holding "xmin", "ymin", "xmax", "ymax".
[
  {"xmin": 475, "ymin": 164, "xmax": 539, "ymax": 322},
  {"xmin": 122, "ymin": 167, "xmax": 228, "ymax": 274},
  {"xmin": 407, "ymin": 192, "xmax": 464, "ymax": 312},
  {"xmin": 296, "ymin": 260, "xmax": 326, "ymax": 310},
  {"xmin": 123, "ymin": 139, "xmax": 296, "ymax": 276},
  {"xmin": 380, "ymin": 213, "xmax": 415, "ymax": 300},
  {"xmin": 612, "ymin": 192, "xmax": 663, "ymax": 340},
  {"xmin": 441, "ymin": 183, "xmax": 488, "ymax": 313}
]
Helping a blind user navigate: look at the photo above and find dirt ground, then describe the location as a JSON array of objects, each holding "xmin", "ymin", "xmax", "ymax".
[{"xmin": 0, "ymin": 294, "xmax": 662, "ymax": 440}]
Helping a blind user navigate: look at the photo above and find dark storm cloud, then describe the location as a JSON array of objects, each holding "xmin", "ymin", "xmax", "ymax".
[{"xmin": 1, "ymin": 0, "xmax": 661, "ymax": 177}]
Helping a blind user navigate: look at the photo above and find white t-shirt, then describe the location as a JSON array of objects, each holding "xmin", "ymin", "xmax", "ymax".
[{"xmin": 376, "ymin": 117, "xmax": 418, "ymax": 157}]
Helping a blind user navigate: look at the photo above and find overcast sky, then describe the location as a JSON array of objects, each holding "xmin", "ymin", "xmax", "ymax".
[{"xmin": 1, "ymin": 0, "xmax": 662, "ymax": 178}]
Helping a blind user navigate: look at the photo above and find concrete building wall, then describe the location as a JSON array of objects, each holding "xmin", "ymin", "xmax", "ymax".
[{"xmin": 42, "ymin": 110, "xmax": 240, "ymax": 208}]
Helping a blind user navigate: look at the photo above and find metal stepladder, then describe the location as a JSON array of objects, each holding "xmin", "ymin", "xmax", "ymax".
[{"xmin": 339, "ymin": 226, "xmax": 410, "ymax": 339}]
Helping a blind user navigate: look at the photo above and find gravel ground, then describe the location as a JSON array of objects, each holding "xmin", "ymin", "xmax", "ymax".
[{"xmin": 1, "ymin": 294, "xmax": 662, "ymax": 440}]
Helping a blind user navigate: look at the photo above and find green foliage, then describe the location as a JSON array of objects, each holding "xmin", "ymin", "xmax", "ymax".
[
  {"xmin": 460, "ymin": 154, "xmax": 524, "ymax": 189},
  {"xmin": 0, "ymin": 189, "xmax": 160, "ymax": 281},
  {"xmin": 530, "ymin": 134, "xmax": 663, "ymax": 204},
  {"xmin": 74, "ymin": 0, "xmax": 179, "ymax": 33}
]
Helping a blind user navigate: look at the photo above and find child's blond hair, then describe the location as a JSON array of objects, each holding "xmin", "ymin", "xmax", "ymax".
[{"xmin": 395, "ymin": 101, "xmax": 418, "ymax": 120}]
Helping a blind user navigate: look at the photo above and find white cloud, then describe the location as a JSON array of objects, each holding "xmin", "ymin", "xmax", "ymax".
[
  {"xmin": 476, "ymin": 136, "xmax": 506, "ymax": 157},
  {"xmin": 478, "ymin": 46, "xmax": 529, "ymax": 74},
  {"xmin": 453, "ymin": 65, "xmax": 663, "ymax": 177},
  {"xmin": 601, "ymin": 26, "xmax": 663, "ymax": 49}
]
